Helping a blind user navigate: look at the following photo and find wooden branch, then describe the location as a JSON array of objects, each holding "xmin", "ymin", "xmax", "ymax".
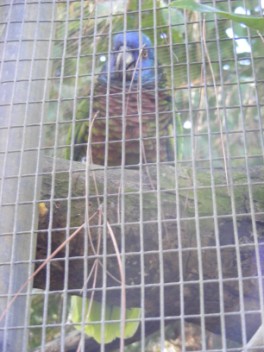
[{"xmin": 34, "ymin": 157, "xmax": 264, "ymax": 343}]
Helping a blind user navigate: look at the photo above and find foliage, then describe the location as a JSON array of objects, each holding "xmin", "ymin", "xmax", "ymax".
[
  {"xmin": 70, "ymin": 296, "xmax": 140, "ymax": 343},
  {"xmin": 171, "ymin": 0, "xmax": 264, "ymax": 30},
  {"xmin": 29, "ymin": 291, "xmax": 67, "ymax": 349}
]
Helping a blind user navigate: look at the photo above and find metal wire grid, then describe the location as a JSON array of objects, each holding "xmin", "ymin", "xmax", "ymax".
[
  {"xmin": 0, "ymin": 0, "xmax": 264, "ymax": 351},
  {"xmin": 0, "ymin": 1, "xmax": 55, "ymax": 351}
]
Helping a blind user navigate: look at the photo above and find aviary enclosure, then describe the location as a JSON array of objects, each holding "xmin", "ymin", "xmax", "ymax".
[{"xmin": 0, "ymin": 0, "xmax": 264, "ymax": 351}]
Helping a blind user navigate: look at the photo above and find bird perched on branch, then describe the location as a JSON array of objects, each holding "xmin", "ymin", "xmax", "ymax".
[
  {"xmin": 66, "ymin": 32, "xmax": 181, "ymax": 344},
  {"xmin": 66, "ymin": 31, "xmax": 175, "ymax": 166}
]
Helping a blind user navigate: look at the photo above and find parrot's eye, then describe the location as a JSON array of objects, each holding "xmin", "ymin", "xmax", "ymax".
[{"xmin": 141, "ymin": 48, "xmax": 148, "ymax": 59}]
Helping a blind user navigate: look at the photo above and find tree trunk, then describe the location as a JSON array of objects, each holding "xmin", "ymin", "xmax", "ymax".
[{"xmin": 35, "ymin": 157, "xmax": 264, "ymax": 343}]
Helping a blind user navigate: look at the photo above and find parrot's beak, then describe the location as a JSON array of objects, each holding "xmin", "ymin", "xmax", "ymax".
[{"xmin": 115, "ymin": 45, "xmax": 135, "ymax": 79}]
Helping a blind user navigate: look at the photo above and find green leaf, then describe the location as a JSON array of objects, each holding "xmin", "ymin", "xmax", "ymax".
[
  {"xmin": 161, "ymin": 7, "xmax": 185, "ymax": 39},
  {"xmin": 70, "ymin": 296, "xmax": 141, "ymax": 343},
  {"xmin": 170, "ymin": 0, "xmax": 264, "ymax": 31}
]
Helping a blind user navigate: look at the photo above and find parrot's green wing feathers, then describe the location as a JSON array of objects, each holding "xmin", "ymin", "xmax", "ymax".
[{"xmin": 70, "ymin": 296, "xmax": 141, "ymax": 344}]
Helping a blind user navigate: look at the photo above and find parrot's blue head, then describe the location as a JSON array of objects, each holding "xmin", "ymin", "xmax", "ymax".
[{"xmin": 99, "ymin": 31, "xmax": 159, "ymax": 87}]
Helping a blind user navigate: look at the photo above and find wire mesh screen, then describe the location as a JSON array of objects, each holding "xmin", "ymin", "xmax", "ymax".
[{"xmin": 0, "ymin": 1, "xmax": 264, "ymax": 351}]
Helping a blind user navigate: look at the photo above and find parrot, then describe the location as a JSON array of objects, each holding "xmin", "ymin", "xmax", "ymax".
[
  {"xmin": 66, "ymin": 31, "xmax": 175, "ymax": 166},
  {"xmin": 67, "ymin": 32, "xmax": 180, "ymax": 344}
]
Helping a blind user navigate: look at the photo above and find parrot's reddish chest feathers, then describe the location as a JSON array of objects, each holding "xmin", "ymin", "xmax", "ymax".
[
  {"xmin": 87, "ymin": 84, "xmax": 173, "ymax": 166},
  {"xmin": 69, "ymin": 32, "xmax": 175, "ymax": 166}
]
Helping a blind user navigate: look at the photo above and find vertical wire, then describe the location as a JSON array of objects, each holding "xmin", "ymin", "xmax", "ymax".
[
  {"xmin": 81, "ymin": 3, "xmax": 99, "ymax": 352},
  {"xmin": 99, "ymin": 2, "xmax": 114, "ymax": 351},
  {"xmin": 226, "ymin": 0, "xmax": 247, "ymax": 346},
  {"xmin": 18, "ymin": 1, "xmax": 55, "ymax": 350},
  {"xmin": 0, "ymin": 1, "xmax": 27, "ymax": 350},
  {"xmin": 239, "ymin": 0, "xmax": 264, "ymax": 340},
  {"xmin": 200, "ymin": 13, "xmax": 227, "ymax": 350},
  {"xmin": 137, "ymin": 5, "xmax": 146, "ymax": 351},
  {"xmin": 166, "ymin": 0, "xmax": 186, "ymax": 349},
  {"xmin": 0, "ymin": 3, "xmax": 13, "ymax": 80},
  {"xmin": 61, "ymin": 1, "xmax": 85, "ymax": 351},
  {"xmin": 251, "ymin": 0, "xmax": 264, "ymax": 164},
  {"xmin": 245, "ymin": 1, "xmax": 264, "ymax": 333},
  {"xmin": 209, "ymin": 2, "xmax": 230, "ymax": 349},
  {"xmin": 40, "ymin": 1, "xmax": 70, "ymax": 349},
  {"xmin": 27, "ymin": 1, "xmax": 57, "ymax": 349},
  {"xmin": 152, "ymin": 1, "xmax": 165, "ymax": 349},
  {"xmin": 191, "ymin": 15, "xmax": 206, "ymax": 352},
  {"xmin": 183, "ymin": 7, "xmax": 194, "ymax": 350},
  {"xmin": 119, "ymin": 4, "xmax": 128, "ymax": 351}
]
